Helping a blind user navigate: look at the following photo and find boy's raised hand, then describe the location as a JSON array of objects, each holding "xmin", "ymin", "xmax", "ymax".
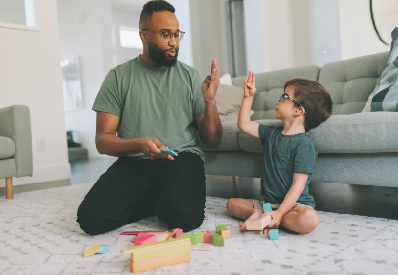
[{"xmin": 243, "ymin": 70, "xmax": 256, "ymax": 97}]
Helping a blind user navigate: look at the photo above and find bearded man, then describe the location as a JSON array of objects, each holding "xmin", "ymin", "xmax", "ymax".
[{"xmin": 77, "ymin": 0, "xmax": 223, "ymax": 235}]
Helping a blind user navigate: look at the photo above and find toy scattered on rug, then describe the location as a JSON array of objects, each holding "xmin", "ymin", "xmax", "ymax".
[
  {"xmin": 83, "ymin": 244, "xmax": 109, "ymax": 257},
  {"xmin": 244, "ymin": 203, "xmax": 279, "ymax": 240}
]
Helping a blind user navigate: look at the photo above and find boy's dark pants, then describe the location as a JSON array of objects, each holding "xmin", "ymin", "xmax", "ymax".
[{"xmin": 77, "ymin": 152, "xmax": 206, "ymax": 235}]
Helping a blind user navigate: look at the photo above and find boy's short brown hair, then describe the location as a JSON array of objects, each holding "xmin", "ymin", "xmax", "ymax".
[{"xmin": 284, "ymin": 78, "xmax": 333, "ymax": 131}]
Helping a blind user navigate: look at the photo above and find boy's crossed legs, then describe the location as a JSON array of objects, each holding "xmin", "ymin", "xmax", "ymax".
[{"xmin": 227, "ymin": 198, "xmax": 320, "ymax": 234}]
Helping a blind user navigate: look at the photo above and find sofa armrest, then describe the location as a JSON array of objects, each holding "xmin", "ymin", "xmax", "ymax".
[{"xmin": 0, "ymin": 105, "xmax": 33, "ymax": 177}]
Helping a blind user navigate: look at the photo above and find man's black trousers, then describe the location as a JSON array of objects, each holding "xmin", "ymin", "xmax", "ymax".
[{"xmin": 77, "ymin": 152, "xmax": 206, "ymax": 235}]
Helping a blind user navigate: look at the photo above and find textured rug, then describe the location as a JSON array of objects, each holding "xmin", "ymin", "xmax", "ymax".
[{"xmin": 0, "ymin": 183, "xmax": 398, "ymax": 275}]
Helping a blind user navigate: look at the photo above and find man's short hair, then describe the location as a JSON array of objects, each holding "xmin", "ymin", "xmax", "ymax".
[
  {"xmin": 139, "ymin": 0, "xmax": 175, "ymax": 30},
  {"xmin": 284, "ymin": 78, "xmax": 333, "ymax": 131}
]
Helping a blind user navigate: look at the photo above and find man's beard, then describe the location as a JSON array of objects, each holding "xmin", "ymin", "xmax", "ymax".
[{"xmin": 148, "ymin": 41, "xmax": 179, "ymax": 67}]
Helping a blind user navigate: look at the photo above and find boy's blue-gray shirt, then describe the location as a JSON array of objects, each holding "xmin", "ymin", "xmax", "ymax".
[{"xmin": 258, "ymin": 124, "xmax": 317, "ymax": 208}]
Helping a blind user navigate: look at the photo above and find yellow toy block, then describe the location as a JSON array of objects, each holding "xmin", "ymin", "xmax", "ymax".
[
  {"xmin": 130, "ymin": 251, "xmax": 190, "ymax": 273},
  {"xmin": 219, "ymin": 228, "xmax": 230, "ymax": 239},
  {"xmin": 83, "ymin": 244, "xmax": 101, "ymax": 258},
  {"xmin": 197, "ymin": 232, "xmax": 206, "ymax": 243},
  {"xmin": 121, "ymin": 237, "xmax": 191, "ymax": 263},
  {"xmin": 245, "ymin": 215, "xmax": 271, "ymax": 231}
]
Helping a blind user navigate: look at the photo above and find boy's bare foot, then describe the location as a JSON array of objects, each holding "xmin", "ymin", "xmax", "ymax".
[{"xmin": 240, "ymin": 209, "xmax": 263, "ymax": 232}]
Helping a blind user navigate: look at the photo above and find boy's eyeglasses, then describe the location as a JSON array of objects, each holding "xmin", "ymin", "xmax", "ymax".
[
  {"xmin": 279, "ymin": 93, "xmax": 312, "ymax": 128},
  {"xmin": 142, "ymin": 29, "xmax": 185, "ymax": 43}
]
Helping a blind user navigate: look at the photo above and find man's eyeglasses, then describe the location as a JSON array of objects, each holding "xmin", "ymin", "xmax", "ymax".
[
  {"xmin": 279, "ymin": 93, "xmax": 312, "ymax": 128},
  {"xmin": 142, "ymin": 29, "xmax": 185, "ymax": 43}
]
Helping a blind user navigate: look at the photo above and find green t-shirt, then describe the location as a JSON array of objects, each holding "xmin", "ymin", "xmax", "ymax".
[
  {"xmin": 258, "ymin": 125, "xmax": 317, "ymax": 208},
  {"xmin": 92, "ymin": 56, "xmax": 206, "ymax": 160}
]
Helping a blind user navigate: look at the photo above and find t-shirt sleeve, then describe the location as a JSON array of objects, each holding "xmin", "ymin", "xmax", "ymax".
[
  {"xmin": 192, "ymin": 70, "xmax": 206, "ymax": 119},
  {"xmin": 293, "ymin": 140, "xmax": 318, "ymax": 173},
  {"xmin": 92, "ymin": 70, "xmax": 121, "ymax": 117},
  {"xmin": 258, "ymin": 124, "xmax": 276, "ymax": 145}
]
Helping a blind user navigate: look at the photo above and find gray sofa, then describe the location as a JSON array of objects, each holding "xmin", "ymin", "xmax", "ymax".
[
  {"xmin": 0, "ymin": 105, "xmax": 33, "ymax": 199},
  {"xmin": 202, "ymin": 51, "xmax": 398, "ymax": 187}
]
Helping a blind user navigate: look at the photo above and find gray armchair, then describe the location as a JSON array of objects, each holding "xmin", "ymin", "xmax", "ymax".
[{"xmin": 0, "ymin": 105, "xmax": 33, "ymax": 199}]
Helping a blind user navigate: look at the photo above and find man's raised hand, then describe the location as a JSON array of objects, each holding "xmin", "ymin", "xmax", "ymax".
[
  {"xmin": 201, "ymin": 59, "xmax": 220, "ymax": 102},
  {"xmin": 244, "ymin": 70, "xmax": 256, "ymax": 98}
]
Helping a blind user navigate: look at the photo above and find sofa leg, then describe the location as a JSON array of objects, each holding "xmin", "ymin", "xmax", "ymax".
[{"xmin": 6, "ymin": 178, "xmax": 13, "ymax": 199}]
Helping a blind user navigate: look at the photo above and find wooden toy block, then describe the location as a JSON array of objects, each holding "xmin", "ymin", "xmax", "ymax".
[
  {"xmin": 262, "ymin": 203, "xmax": 272, "ymax": 212},
  {"xmin": 130, "ymin": 251, "xmax": 190, "ymax": 273},
  {"xmin": 172, "ymin": 228, "xmax": 183, "ymax": 238},
  {"xmin": 135, "ymin": 234, "xmax": 156, "ymax": 246},
  {"xmin": 216, "ymin": 224, "xmax": 226, "ymax": 234},
  {"xmin": 191, "ymin": 245, "xmax": 213, "ymax": 251},
  {"xmin": 150, "ymin": 233, "xmax": 170, "ymax": 242},
  {"xmin": 83, "ymin": 244, "xmax": 101, "ymax": 258},
  {"xmin": 219, "ymin": 228, "xmax": 230, "ymax": 239},
  {"xmin": 132, "ymin": 232, "xmax": 147, "ymax": 243},
  {"xmin": 204, "ymin": 216, "xmax": 208, "ymax": 220},
  {"xmin": 165, "ymin": 228, "xmax": 179, "ymax": 241},
  {"xmin": 211, "ymin": 233, "xmax": 224, "ymax": 247},
  {"xmin": 179, "ymin": 234, "xmax": 199, "ymax": 245},
  {"xmin": 97, "ymin": 245, "xmax": 109, "ymax": 254},
  {"xmin": 269, "ymin": 229, "xmax": 279, "ymax": 240},
  {"xmin": 120, "ymin": 231, "xmax": 168, "ymax": 235},
  {"xmin": 121, "ymin": 237, "xmax": 191, "ymax": 263},
  {"xmin": 197, "ymin": 232, "xmax": 206, "ymax": 243},
  {"xmin": 245, "ymin": 215, "xmax": 271, "ymax": 231},
  {"xmin": 203, "ymin": 232, "xmax": 214, "ymax": 243}
]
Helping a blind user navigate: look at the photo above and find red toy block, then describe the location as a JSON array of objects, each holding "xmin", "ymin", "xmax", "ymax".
[
  {"xmin": 131, "ymin": 232, "xmax": 147, "ymax": 243},
  {"xmin": 172, "ymin": 228, "xmax": 183, "ymax": 238},
  {"xmin": 120, "ymin": 231, "xmax": 168, "ymax": 235},
  {"xmin": 204, "ymin": 216, "xmax": 208, "ymax": 220},
  {"xmin": 135, "ymin": 234, "xmax": 156, "ymax": 246},
  {"xmin": 203, "ymin": 232, "xmax": 214, "ymax": 243}
]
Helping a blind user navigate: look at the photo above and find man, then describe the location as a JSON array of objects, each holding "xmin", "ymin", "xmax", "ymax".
[{"xmin": 77, "ymin": 0, "xmax": 223, "ymax": 235}]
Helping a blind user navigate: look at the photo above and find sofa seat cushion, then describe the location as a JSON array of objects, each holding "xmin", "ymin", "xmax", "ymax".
[
  {"xmin": 200, "ymin": 121, "xmax": 240, "ymax": 151},
  {"xmin": 239, "ymin": 113, "xmax": 398, "ymax": 154},
  {"xmin": 0, "ymin": 137, "xmax": 15, "ymax": 159}
]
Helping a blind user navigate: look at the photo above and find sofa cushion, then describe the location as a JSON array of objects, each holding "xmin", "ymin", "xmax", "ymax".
[
  {"xmin": 232, "ymin": 65, "xmax": 320, "ymax": 120},
  {"xmin": 318, "ymin": 51, "xmax": 389, "ymax": 115},
  {"xmin": 200, "ymin": 121, "xmax": 240, "ymax": 151},
  {"xmin": 215, "ymin": 84, "xmax": 243, "ymax": 122},
  {"xmin": 239, "ymin": 112, "xmax": 398, "ymax": 154},
  {"xmin": 0, "ymin": 136, "xmax": 15, "ymax": 159}
]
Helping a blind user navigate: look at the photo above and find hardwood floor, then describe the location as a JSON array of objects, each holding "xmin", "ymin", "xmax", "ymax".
[{"xmin": 69, "ymin": 158, "xmax": 398, "ymax": 220}]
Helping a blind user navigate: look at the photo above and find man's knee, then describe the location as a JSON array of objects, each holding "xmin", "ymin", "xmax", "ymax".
[
  {"xmin": 158, "ymin": 204, "xmax": 204, "ymax": 232},
  {"xmin": 77, "ymin": 201, "xmax": 110, "ymax": 235}
]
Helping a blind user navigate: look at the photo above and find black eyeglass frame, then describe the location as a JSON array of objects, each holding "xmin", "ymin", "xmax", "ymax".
[
  {"xmin": 142, "ymin": 29, "xmax": 185, "ymax": 42},
  {"xmin": 279, "ymin": 93, "xmax": 312, "ymax": 128}
]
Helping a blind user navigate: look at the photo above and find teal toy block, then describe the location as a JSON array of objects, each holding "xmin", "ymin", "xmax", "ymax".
[
  {"xmin": 211, "ymin": 233, "xmax": 224, "ymax": 247},
  {"xmin": 269, "ymin": 229, "xmax": 278, "ymax": 240},
  {"xmin": 96, "ymin": 245, "xmax": 109, "ymax": 254},
  {"xmin": 179, "ymin": 234, "xmax": 199, "ymax": 245},
  {"xmin": 262, "ymin": 203, "xmax": 272, "ymax": 212},
  {"xmin": 216, "ymin": 224, "xmax": 226, "ymax": 234}
]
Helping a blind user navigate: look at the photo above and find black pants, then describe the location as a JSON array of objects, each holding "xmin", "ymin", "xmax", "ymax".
[{"xmin": 77, "ymin": 152, "xmax": 206, "ymax": 235}]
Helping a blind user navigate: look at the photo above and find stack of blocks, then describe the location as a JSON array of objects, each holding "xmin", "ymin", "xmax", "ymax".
[{"xmin": 121, "ymin": 238, "xmax": 192, "ymax": 273}]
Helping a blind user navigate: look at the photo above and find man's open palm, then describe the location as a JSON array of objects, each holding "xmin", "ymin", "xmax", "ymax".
[{"xmin": 201, "ymin": 59, "xmax": 220, "ymax": 102}]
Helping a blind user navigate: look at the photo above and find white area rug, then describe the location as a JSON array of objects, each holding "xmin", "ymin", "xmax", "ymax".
[{"xmin": 1, "ymin": 183, "xmax": 398, "ymax": 275}]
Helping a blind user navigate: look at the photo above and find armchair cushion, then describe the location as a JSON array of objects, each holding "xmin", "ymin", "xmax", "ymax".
[{"xmin": 0, "ymin": 137, "xmax": 15, "ymax": 159}]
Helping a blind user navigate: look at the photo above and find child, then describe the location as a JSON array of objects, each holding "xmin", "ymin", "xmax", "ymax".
[{"xmin": 227, "ymin": 71, "xmax": 332, "ymax": 234}]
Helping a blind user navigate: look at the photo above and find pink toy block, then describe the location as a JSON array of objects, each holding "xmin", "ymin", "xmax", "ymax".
[
  {"xmin": 131, "ymin": 232, "xmax": 147, "ymax": 243},
  {"xmin": 120, "ymin": 231, "xmax": 168, "ymax": 235},
  {"xmin": 135, "ymin": 234, "xmax": 156, "ymax": 246},
  {"xmin": 172, "ymin": 228, "xmax": 183, "ymax": 238},
  {"xmin": 203, "ymin": 232, "xmax": 214, "ymax": 243},
  {"xmin": 204, "ymin": 216, "xmax": 208, "ymax": 220}
]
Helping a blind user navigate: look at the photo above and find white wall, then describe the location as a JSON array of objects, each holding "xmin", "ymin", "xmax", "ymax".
[
  {"xmin": 338, "ymin": 0, "xmax": 390, "ymax": 60},
  {"xmin": 0, "ymin": 0, "xmax": 70, "ymax": 187},
  {"xmin": 58, "ymin": 0, "xmax": 114, "ymax": 160}
]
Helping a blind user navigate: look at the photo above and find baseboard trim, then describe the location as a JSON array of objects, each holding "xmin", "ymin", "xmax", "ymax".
[{"xmin": 0, "ymin": 179, "xmax": 71, "ymax": 197}]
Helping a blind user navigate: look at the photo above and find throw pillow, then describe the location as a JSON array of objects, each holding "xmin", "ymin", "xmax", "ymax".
[
  {"xmin": 370, "ymin": 27, "xmax": 398, "ymax": 111},
  {"xmin": 219, "ymin": 73, "xmax": 233, "ymax": 85},
  {"xmin": 215, "ymin": 84, "xmax": 243, "ymax": 122}
]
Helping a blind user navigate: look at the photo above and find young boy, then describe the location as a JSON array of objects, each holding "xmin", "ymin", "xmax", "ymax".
[{"xmin": 227, "ymin": 71, "xmax": 332, "ymax": 234}]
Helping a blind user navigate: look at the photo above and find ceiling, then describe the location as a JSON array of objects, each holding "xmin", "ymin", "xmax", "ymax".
[{"xmin": 111, "ymin": 0, "xmax": 148, "ymax": 13}]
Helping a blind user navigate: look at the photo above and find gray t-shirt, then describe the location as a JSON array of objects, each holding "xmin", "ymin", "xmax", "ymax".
[
  {"xmin": 258, "ymin": 125, "xmax": 317, "ymax": 208},
  {"xmin": 92, "ymin": 56, "xmax": 206, "ymax": 160}
]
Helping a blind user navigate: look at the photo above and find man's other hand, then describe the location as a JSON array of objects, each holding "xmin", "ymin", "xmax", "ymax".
[{"xmin": 139, "ymin": 137, "xmax": 174, "ymax": 160}]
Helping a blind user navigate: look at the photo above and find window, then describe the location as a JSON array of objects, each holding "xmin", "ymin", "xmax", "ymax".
[
  {"xmin": 0, "ymin": 0, "xmax": 36, "ymax": 29},
  {"xmin": 119, "ymin": 26, "xmax": 142, "ymax": 49}
]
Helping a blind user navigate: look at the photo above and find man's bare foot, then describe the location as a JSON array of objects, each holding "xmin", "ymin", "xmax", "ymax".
[{"xmin": 240, "ymin": 209, "xmax": 263, "ymax": 232}]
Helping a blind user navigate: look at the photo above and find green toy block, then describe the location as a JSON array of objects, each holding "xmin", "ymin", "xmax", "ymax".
[
  {"xmin": 197, "ymin": 232, "xmax": 206, "ymax": 243},
  {"xmin": 269, "ymin": 229, "xmax": 278, "ymax": 240},
  {"xmin": 262, "ymin": 203, "xmax": 272, "ymax": 212},
  {"xmin": 211, "ymin": 233, "xmax": 224, "ymax": 247},
  {"xmin": 179, "ymin": 234, "xmax": 199, "ymax": 245},
  {"xmin": 216, "ymin": 224, "xmax": 226, "ymax": 234}
]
